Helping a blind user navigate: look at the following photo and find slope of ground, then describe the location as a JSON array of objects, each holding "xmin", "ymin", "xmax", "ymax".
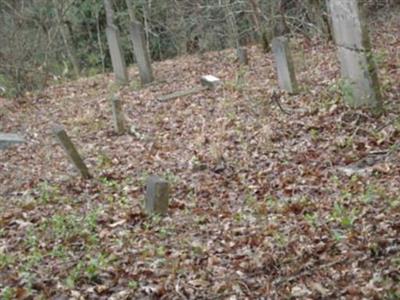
[{"xmin": 0, "ymin": 11, "xmax": 399, "ymax": 299}]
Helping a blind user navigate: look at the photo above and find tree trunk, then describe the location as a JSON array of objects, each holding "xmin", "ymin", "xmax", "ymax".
[
  {"xmin": 53, "ymin": 0, "xmax": 80, "ymax": 78},
  {"xmin": 223, "ymin": 0, "xmax": 240, "ymax": 48},
  {"xmin": 125, "ymin": 0, "xmax": 137, "ymax": 22},
  {"xmin": 247, "ymin": 0, "xmax": 262, "ymax": 41},
  {"xmin": 306, "ymin": 0, "xmax": 332, "ymax": 40}
]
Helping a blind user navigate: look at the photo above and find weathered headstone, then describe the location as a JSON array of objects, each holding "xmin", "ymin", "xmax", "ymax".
[
  {"xmin": 53, "ymin": 126, "xmax": 91, "ymax": 179},
  {"xmin": 271, "ymin": 36, "xmax": 298, "ymax": 94},
  {"xmin": 328, "ymin": 0, "xmax": 381, "ymax": 109},
  {"xmin": 0, "ymin": 133, "xmax": 24, "ymax": 150},
  {"xmin": 145, "ymin": 176, "xmax": 170, "ymax": 215},
  {"xmin": 110, "ymin": 95, "xmax": 125, "ymax": 135},
  {"xmin": 237, "ymin": 47, "xmax": 249, "ymax": 65},
  {"xmin": 106, "ymin": 24, "xmax": 128, "ymax": 84},
  {"xmin": 129, "ymin": 21, "xmax": 154, "ymax": 85}
]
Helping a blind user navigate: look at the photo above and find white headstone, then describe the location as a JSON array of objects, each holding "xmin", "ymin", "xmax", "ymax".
[{"xmin": 200, "ymin": 75, "xmax": 221, "ymax": 90}]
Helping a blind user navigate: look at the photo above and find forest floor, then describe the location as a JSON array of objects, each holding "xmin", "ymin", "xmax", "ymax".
[{"xmin": 1, "ymin": 11, "xmax": 400, "ymax": 300}]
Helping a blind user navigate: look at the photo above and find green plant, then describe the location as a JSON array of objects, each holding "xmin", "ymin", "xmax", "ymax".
[
  {"xmin": 156, "ymin": 245, "xmax": 166, "ymax": 257},
  {"xmin": 50, "ymin": 214, "xmax": 79, "ymax": 239},
  {"xmin": 361, "ymin": 185, "xmax": 385, "ymax": 204},
  {"xmin": 234, "ymin": 66, "xmax": 248, "ymax": 91},
  {"xmin": 66, "ymin": 261, "xmax": 84, "ymax": 288},
  {"xmin": 338, "ymin": 79, "xmax": 355, "ymax": 106},
  {"xmin": 330, "ymin": 202, "xmax": 358, "ymax": 229},
  {"xmin": 370, "ymin": 50, "xmax": 387, "ymax": 68},
  {"xmin": 1, "ymin": 287, "xmax": 15, "ymax": 300},
  {"xmin": 97, "ymin": 153, "xmax": 113, "ymax": 169},
  {"xmin": 309, "ymin": 128, "xmax": 319, "ymax": 141},
  {"xmin": 129, "ymin": 79, "xmax": 142, "ymax": 91},
  {"xmin": 37, "ymin": 181, "xmax": 60, "ymax": 204},
  {"xmin": 244, "ymin": 192, "xmax": 257, "ymax": 207},
  {"xmin": 163, "ymin": 171, "xmax": 179, "ymax": 185},
  {"xmin": 128, "ymin": 280, "xmax": 139, "ymax": 290},
  {"xmin": 50, "ymin": 244, "xmax": 67, "ymax": 259},
  {"xmin": 85, "ymin": 209, "xmax": 100, "ymax": 232},
  {"xmin": 25, "ymin": 228, "xmax": 39, "ymax": 248},
  {"xmin": 304, "ymin": 212, "xmax": 319, "ymax": 227},
  {"xmin": 28, "ymin": 248, "xmax": 43, "ymax": 265},
  {"xmin": 332, "ymin": 229, "xmax": 345, "ymax": 242},
  {"xmin": 273, "ymin": 231, "xmax": 288, "ymax": 248},
  {"xmin": 0, "ymin": 251, "xmax": 15, "ymax": 268}
]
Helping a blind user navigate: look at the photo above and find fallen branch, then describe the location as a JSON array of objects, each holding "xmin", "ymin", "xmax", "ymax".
[
  {"xmin": 271, "ymin": 90, "xmax": 291, "ymax": 115},
  {"xmin": 157, "ymin": 86, "xmax": 206, "ymax": 102},
  {"xmin": 157, "ymin": 75, "xmax": 221, "ymax": 102}
]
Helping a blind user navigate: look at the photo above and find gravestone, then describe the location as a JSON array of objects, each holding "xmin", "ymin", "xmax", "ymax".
[
  {"xmin": 0, "ymin": 133, "xmax": 24, "ymax": 150},
  {"xmin": 328, "ymin": 0, "xmax": 381, "ymax": 109},
  {"xmin": 271, "ymin": 37, "xmax": 298, "ymax": 94},
  {"xmin": 129, "ymin": 21, "xmax": 154, "ymax": 85},
  {"xmin": 145, "ymin": 176, "xmax": 170, "ymax": 215},
  {"xmin": 53, "ymin": 126, "xmax": 91, "ymax": 179},
  {"xmin": 106, "ymin": 24, "xmax": 128, "ymax": 84},
  {"xmin": 110, "ymin": 95, "xmax": 125, "ymax": 135},
  {"xmin": 237, "ymin": 47, "xmax": 249, "ymax": 65},
  {"xmin": 200, "ymin": 75, "xmax": 222, "ymax": 90}
]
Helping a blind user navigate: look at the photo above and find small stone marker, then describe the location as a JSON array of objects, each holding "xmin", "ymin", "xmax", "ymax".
[
  {"xmin": 271, "ymin": 36, "xmax": 298, "ymax": 94},
  {"xmin": 110, "ymin": 95, "xmax": 125, "ymax": 135},
  {"xmin": 52, "ymin": 126, "xmax": 91, "ymax": 179},
  {"xmin": 106, "ymin": 24, "xmax": 128, "ymax": 84},
  {"xmin": 200, "ymin": 75, "xmax": 222, "ymax": 90},
  {"xmin": 0, "ymin": 133, "xmax": 24, "ymax": 150},
  {"xmin": 145, "ymin": 175, "xmax": 170, "ymax": 215},
  {"xmin": 237, "ymin": 47, "xmax": 249, "ymax": 65},
  {"xmin": 328, "ymin": 0, "xmax": 381, "ymax": 109},
  {"xmin": 129, "ymin": 21, "xmax": 154, "ymax": 85},
  {"xmin": 157, "ymin": 75, "xmax": 221, "ymax": 102}
]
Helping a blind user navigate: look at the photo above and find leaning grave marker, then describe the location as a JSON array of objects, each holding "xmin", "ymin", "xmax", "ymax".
[
  {"xmin": 106, "ymin": 24, "xmax": 129, "ymax": 84},
  {"xmin": 271, "ymin": 36, "xmax": 299, "ymax": 94},
  {"xmin": 129, "ymin": 21, "xmax": 154, "ymax": 85},
  {"xmin": 53, "ymin": 126, "xmax": 91, "ymax": 179}
]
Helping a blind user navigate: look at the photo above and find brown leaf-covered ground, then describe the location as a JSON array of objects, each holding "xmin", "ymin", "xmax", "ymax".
[{"xmin": 1, "ymin": 11, "xmax": 399, "ymax": 299}]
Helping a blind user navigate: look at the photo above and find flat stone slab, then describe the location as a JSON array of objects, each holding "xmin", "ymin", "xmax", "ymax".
[
  {"xmin": 0, "ymin": 133, "xmax": 24, "ymax": 150},
  {"xmin": 200, "ymin": 75, "xmax": 221, "ymax": 90}
]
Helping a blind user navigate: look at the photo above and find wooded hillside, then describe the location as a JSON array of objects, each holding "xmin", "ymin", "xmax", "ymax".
[{"xmin": 0, "ymin": 1, "xmax": 399, "ymax": 299}]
